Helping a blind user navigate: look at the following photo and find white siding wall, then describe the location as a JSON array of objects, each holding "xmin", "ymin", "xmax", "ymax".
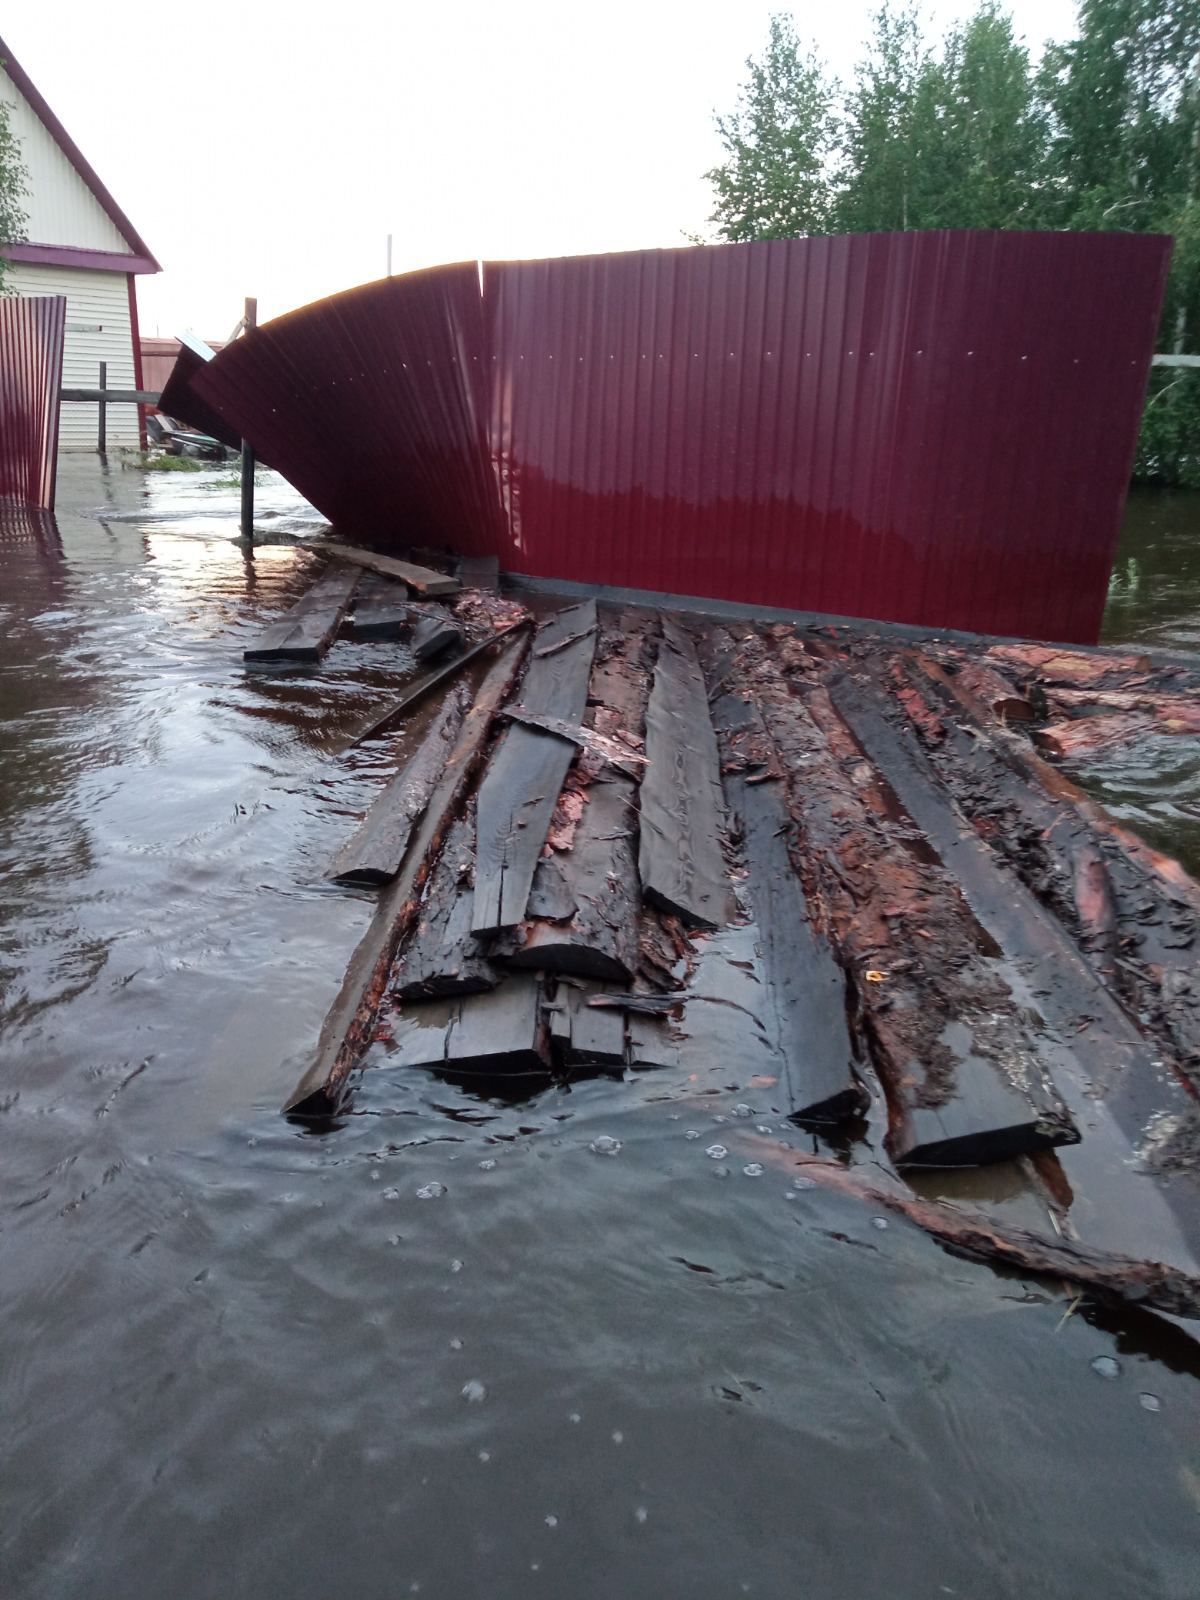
[
  {"xmin": 0, "ymin": 65, "xmax": 133, "ymax": 252},
  {"xmin": 6, "ymin": 261, "xmax": 140, "ymax": 449}
]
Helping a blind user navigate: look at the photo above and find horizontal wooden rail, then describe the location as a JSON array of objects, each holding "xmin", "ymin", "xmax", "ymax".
[{"xmin": 60, "ymin": 388, "xmax": 161, "ymax": 404}]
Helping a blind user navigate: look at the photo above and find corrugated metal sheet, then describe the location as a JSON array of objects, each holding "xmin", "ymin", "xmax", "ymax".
[
  {"xmin": 162, "ymin": 231, "xmax": 1170, "ymax": 644},
  {"xmin": 161, "ymin": 266, "xmax": 505, "ymax": 547},
  {"xmin": 4, "ymin": 262, "xmax": 139, "ymax": 449},
  {"xmin": 0, "ymin": 294, "xmax": 66, "ymax": 510}
]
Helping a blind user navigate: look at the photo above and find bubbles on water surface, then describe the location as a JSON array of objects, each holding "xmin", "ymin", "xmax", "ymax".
[
  {"xmin": 382, "ymin": 1187, "xmax": 400, "ymax": 1201},
  {"xmin": 634, "ymin": 1506, "xmax": 649, "ymax": 1524},
  {"xmin": 732, "ymin": 1104, "xmax": 753, "ymax": 1119},
  {"xmin": 416, "ymin": 1182, "xmax": 446, "ymax": 1200},
  {"xmin": 1090, "ymin": 1355, "xmax": 1121, "ymax": 1380},
  {"xmin": 450, "ymin": 1258, "xmax": 464, "ymax": 1273},
  {"xmin": 685, "ymin": 1130, "xmax": 701, "ymax": 1141},
  {"xmin": 449, "ymin": 1337, "xmax": 463, "ymax": 1350},
  {"xmin": 544, "ymin": 1514, "xmax": 559, "ymax": 1529},
  {"xmin": 706, "ymin": 1144, "xmax": 728, "ymax": 1160},
  {"xmin": 478, "ymin": 1159, "xmax": 496, "ymax": 1171},
  {"xmin": 590, "ymin": 1135, "xmax": 622, "ymax": 1156},
  {"xmin": 461, "ymin": 1379, "xmax": 487, "ymax": 1403},
  {"xmin": 743, "ymin": 1163, "xmax": 764, "ymax": 1178},
  {"xmin": 611, "ymin": 1430, "xmax": 624, "ymax": 1444},
  {"xmin": 1139, "ymin": 1392, "xmax": 1161, "ymax": 1412},
  {"xmin": 872, "ymin": 1216, "xmax": 889, "ymax": 1230}
]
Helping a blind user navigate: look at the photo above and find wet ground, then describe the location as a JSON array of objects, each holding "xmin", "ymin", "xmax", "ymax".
[{"xmin": 2, "ymin": 458, "xmax": 1199, "ymax": 1599}]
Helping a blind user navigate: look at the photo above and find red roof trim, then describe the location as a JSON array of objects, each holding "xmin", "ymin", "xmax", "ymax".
[
  {"xmin": 0, "ymin": 34, "xmax": 160, "ymax": 272},
  {"xmin": 1, "ymin": 240, "xmax": 158, "ymax": 274}
]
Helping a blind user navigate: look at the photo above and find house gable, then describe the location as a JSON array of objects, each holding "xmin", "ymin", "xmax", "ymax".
[{"xmin": 0, "ymin": 39, "xmax": 158, "ymax": 273}]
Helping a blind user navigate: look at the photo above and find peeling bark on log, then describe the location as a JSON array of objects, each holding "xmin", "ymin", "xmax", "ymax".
[
  {"xmin": 284, "ymin": 633, "xmax": 529, "ymax": 1115},
  {"xmin": 709, "ymin": 658, "xmax": 868, "ymax": 1125},
  {"xmin": 244, "ymin": 565, "xmax": 359, "ymax": 662},
  {"xmin": 324, "ymin": 543, "xmax": 461, "ymax": 597},
  {"xmin": 472, "ymin": 602, "xmax": 599, "ymax": 937},
  {"xmin": 327, "ymin": 687, "xmax": 468, "ymax": 886},
  {"xmin": 639, "ymin": 617, "xmax": 733, "ymax": 930},
  {"xmin": 778, "ymin": 1152, "xmax": 1200, "ymax": 1323},
  {"xmin": 733, "ymin": 632, "xmax": 1078, "ymax": 1170},
  {"xmin": 391, "ymin": 805, "xmax": 500, "ymax": 1000}
]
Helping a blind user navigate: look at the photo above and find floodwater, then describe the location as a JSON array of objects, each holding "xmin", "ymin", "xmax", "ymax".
[{"xmin": 2, "ymin": 459, "xmax": 1199, "ymax": 1600}]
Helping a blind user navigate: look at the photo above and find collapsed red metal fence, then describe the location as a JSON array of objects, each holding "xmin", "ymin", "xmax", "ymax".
[
  {"xmin": 0, "ymin": 295, "xmax": 66, "ymax": 512},
  {"xmin": 162, "ymin": 231, "xmax": 1170, "ymax": 643}
]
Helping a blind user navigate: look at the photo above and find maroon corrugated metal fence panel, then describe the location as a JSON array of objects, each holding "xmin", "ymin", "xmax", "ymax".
[
  {"xmin": 0, "ymin": 295, "xmax": 66, "ymax": 511},
  {"xmin": 161, "ymin": 232, "xmax": 1169, "ymax": 644}
]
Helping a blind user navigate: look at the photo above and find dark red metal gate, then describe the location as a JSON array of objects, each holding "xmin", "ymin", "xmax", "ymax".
[{"xmin": 0, "ymin": 295, "xmax": 66, "ymax": 511}]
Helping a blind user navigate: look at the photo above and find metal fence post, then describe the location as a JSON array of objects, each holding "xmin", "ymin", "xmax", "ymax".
[
  {"xmin": 97, "ymin": 361, "xmax": 107, "ymax": 455},
  {"xmin": 240, "ymin": 298, "xmax": 257, "ymax": 541}
]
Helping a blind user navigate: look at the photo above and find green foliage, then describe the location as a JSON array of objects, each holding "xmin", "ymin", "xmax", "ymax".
[
  {"xmin": 0, "ymin": 68, "xmax": 29, "ymax": 295},
  {"xmin": 704, "ymin": 2, "xmax": 1200, "ymax": 483},
  {"xmin": 1134, "ymin": 369, "xmax": 1200, "ymax": 488},
  {"xmin": 706, "ymin": 15, "xmax": 840, "ymax": 241},
  {"xmin": 138, "ymin": 452, "xmax": 203, "ymax": 473}
]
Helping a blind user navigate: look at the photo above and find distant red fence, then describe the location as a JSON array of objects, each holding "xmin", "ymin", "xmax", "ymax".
[
  {"xmin": 0, "ymin": 295, "xmax": 65, "ymax": 511},
  {"xmin": 162, "ymin": 232, "xmax": 1170, "ymax": 643}
]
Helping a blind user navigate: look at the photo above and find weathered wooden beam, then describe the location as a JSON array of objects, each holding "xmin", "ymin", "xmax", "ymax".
[
  {"xmin": 60, "ymin": 388, "xmax": 161, "ymax": 405},
  {"xmin": 546, "ymin": 979, "xmax": 627, "ymax": 1067},
  {"xmin": 243, "ymin": 565, "xmax": 359, "ymax": 663},
  {"xmin": 710, "ymin": 667, "xmax": 869, "ymax": 1125},
  {"xmin": 496, "ymin": 616, "xmax": 653, "ymax": 982},
  {"xmin": 345, "ymin": 619, "xmax": 530, "ymax": 747},
  {"xmin": 411, "ymin": 612, "xmax": 466, "ymax": 662},
  {"xmin": 638, "ymin": 617, "xmax": 732, "ymax": 930},
  {"xmin": 284, "ymin": 633, "xmax": 529, "ymax": 1114},
  {"xmin": 327, "ymin": 687, "xmax": 468, "ymax": 886},
  {"xmin": 471, "ymin": 602, "xmax": 599, "ymax": 937},
  {"xmin": 391, "ymin": 805, "xmax": 501, "ymax": 1000},
  {"xmin": 382, "ymin": 977, "xmax": 549, "ymax": 1077},
  {"xmin": 323, "ymin": 542, "xmax": 461, "ymax": 597}
]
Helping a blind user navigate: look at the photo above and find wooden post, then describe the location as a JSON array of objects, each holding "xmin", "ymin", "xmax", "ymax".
[
  {"xmin": 97, "ymin": 361, "xmax": 107, "ymax": 455},
  {"xmin": 239, "ymin": 297, "xmax": 257, "ymax": 541}
]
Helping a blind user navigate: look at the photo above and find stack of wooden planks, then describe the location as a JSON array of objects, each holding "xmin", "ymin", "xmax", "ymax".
[{"xmin": 269, "ymin": 595, "xmax": 1200, "ymax": 1308}]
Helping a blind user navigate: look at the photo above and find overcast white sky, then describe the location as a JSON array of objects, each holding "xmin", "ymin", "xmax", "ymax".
[{"xmin": 5, "ymin": 0, "xmax": 1080, "ymax": 337}]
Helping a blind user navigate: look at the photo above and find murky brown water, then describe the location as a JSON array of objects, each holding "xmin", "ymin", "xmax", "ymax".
[{"xmin": 2, "ymin": 459, "xmax": 1199, "ymax": 1599}]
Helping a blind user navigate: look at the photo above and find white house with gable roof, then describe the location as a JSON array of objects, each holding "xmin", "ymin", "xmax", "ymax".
[{"xmin": 1, "ymin": 35, "xmax": 159, "ymax": 449}]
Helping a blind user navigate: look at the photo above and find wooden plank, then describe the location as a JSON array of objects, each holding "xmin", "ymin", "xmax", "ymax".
[
  {"xmin": 638, "ymin": 617, "xmax": 732, "ymax": 929},
  {"xmin": 381, "ymin": 978, "xmax": 548, "ymax": 1077},
  {"xmin": 345, "ymin": 619, "xmax": 530, "ymax": 748},
  {"xmin": 471, "ymin": 602, "xmax": 599, "ymax": 936},
  {"xmin": 350, "ymin": 577, "xmax": 416, "ymax": 640},
  {"xmin": 243, "ymin": 565, "xmax": 359, "ymax": 663},
  {"xmin": 411, "ymin": 612, "xmax": 466, "ymax": 662},
  {"xmin": 500, "ymin": 774, "xmax": 640, "ymax": 981},
  {"xmin": 710, "ymin": 676, "xmax": 869, "ymax": 1125},
  {"xmin": 445, "ymin": 977, "xmax": 548, "ymax": 1073},
  {"xmin": 546, "ymin": 980, "xmax": 627, "ymax": 1066},
  {"xmin": 323, "ymin": 542, "xmax": 461, "ymax": 597},
  {"xmin": 327, "ymin": 687, "xmax": 468, "ymax": 886},
  {"xmin": 283, "ymin": 633, "xmax": 529, "ymax": 1114},
  {"xmin": 391, "ymin": 807, "xmax": 500, "ymax": 999}
]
